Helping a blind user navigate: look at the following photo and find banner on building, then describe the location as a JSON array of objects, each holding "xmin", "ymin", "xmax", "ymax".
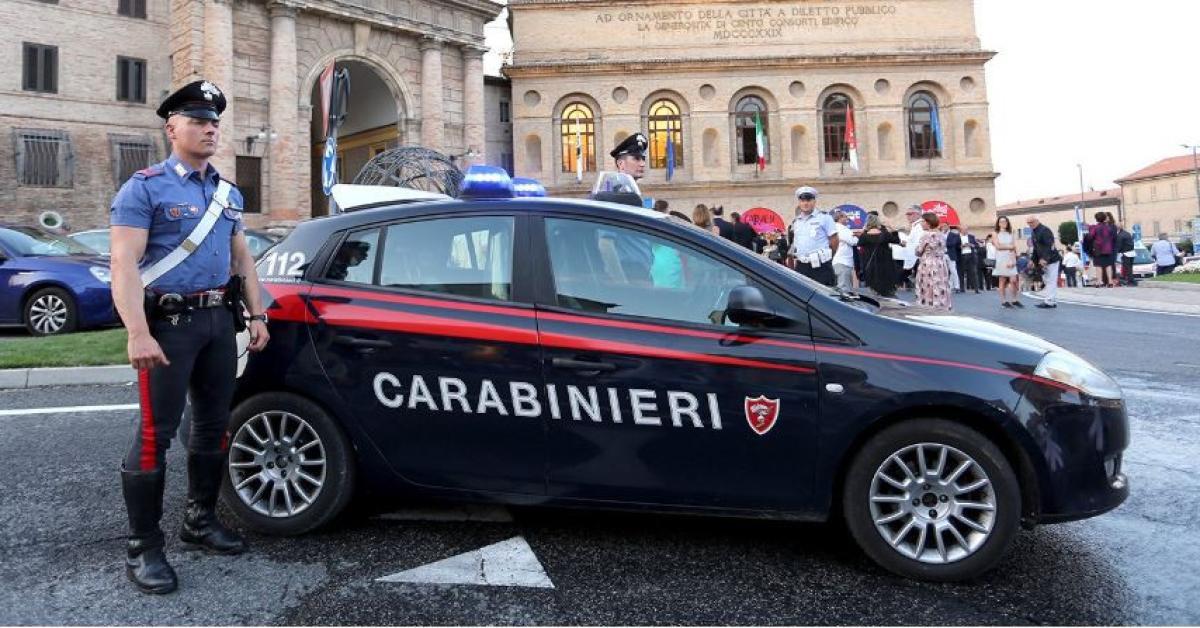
[
  {"xmin": 833, "ymin": 204, "xmax": 867, "ymax": 229},
  {"xmin": 742, "ymin": 207, "xmax": 786, "ymax": 234},
  {"xmin": 921, "ymin": 200, "xmax": 961, "ymax": 227}
]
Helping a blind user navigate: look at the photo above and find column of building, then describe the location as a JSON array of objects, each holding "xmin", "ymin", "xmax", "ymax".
[
  {"xmin": 420, "ymin": 36, "xmax": 444, "ymax": 152},
  {"xmin": 461, "ymin": 44, "xmax": 487, "ymax": 164},
  {"xmin": 267, "ymin": 1, "xmax": 299, "ymax": 220},
  {"xmin": 202, "ymin": 0, "xmax": 235, "ymax": 176}
]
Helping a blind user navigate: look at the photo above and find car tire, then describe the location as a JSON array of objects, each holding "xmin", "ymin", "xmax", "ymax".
[
  {"xmin": 24, "ymin": 287, "xmax": 77, "ymax": 335},
  {"xmin": 221, "ymin": 392, "xmax": 355, "ymax": 536},
  {"xmin": 842, "ymin": 418, "xmax": 1020, "ymax": 582}
]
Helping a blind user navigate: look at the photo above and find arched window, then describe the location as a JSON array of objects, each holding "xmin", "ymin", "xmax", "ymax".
[
  {"xmin": 908, "ymin": 92, "xmax": 941, "ymax": 159},
  {"xmin": 647, "ymin": 99, "xmax": 683, "ymax": 170},
  {"xmin": 559, "ymin": 102, "xmax": 596, "ymax": 174},
  {"xmin": 732, "ymin": 95, "xmax": 768, "ymax": 166},
  {"xmin": 821, "ymin": 94, "xmax": 851, "ymax": 163}
]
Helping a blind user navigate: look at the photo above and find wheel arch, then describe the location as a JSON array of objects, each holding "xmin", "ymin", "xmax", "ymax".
[{"xmin": 830, "ymin": 404, "xmax": 1042, "ymax": 527}]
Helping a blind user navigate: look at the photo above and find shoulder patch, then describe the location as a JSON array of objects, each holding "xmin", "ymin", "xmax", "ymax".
[{"xmin": 134, "ymin": 167, "xmax": 165, "ymax": 179}]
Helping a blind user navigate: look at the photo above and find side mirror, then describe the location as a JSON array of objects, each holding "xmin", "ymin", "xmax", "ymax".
[{"xmin": 726, "ymin": 286, "xmax": 788, "ymax": 327}]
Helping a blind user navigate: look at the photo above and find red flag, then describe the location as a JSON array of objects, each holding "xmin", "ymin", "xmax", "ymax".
[
  {"xmin": 319, "ymin": 62, "xmax": 335, "ymax": 139},
  {"xmin": 845, "ymin": 103, "xmax": 859, "ymax": 171}
]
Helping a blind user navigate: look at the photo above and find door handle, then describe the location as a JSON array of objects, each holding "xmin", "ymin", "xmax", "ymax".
[
  {"xmin": 334, "ymin": 336, "xmax": 393, "ymax": 350},
  {"xmin": 550, "ymin": 357, "xmax": 617, "ymax": 373}
]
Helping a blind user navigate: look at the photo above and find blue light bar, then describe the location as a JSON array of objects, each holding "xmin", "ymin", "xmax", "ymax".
[
  {"xmin": 459, "ymin": 165, "xmax": 514, "ymax": 200},
  {"xmin": 512, "ymin": 177, "xmax": 546, "ymax": 198}
]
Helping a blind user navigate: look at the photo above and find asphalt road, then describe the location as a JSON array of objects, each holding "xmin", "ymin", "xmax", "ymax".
[{"xmin": 0, "ymin": 291, "xmax": 1196, "ymax": 625}]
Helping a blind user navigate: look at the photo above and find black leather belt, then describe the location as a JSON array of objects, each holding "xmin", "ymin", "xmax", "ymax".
[{"xmin": 153, "ymin": 289, "xmax": 227, "ymax": 312}]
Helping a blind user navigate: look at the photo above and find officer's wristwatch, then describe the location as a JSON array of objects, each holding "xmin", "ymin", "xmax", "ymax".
[{"xmin": 248, "ymin": 313, "xmax": 269, "ymax": 324}]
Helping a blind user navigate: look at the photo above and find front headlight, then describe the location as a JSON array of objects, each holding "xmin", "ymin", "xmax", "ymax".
[
  {"xmin": 89, "ymin": 266, "xmax": 112, "ymax": 284},
  {"xmin": 1034, "ymin": 351, "xmax": 1122, "ymax": 400}
]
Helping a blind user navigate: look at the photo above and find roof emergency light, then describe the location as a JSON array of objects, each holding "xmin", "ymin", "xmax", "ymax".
[
  {"xmin": 512, "ymin": 177, "xmax": 547, "ymax": 198},
  {"xmin": 459, "ymin": 165, "xmax": 515, "ymax": 200}
]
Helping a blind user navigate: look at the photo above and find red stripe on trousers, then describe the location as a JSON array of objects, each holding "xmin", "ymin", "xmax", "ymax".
[{"xmin": 137, "ymin": 369, "xmax": 157, "ymax": 471}]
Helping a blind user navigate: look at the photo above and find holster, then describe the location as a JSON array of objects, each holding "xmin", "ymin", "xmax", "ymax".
[{"xmin": 225, "ymin": 275, "xmax": 247, "ymax": 333}]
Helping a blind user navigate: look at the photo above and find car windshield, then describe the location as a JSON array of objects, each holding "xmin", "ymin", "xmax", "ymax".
[
  {"xmin": 0, "ymin": 226, "xmax": 96, "ymax": 256},
  {"xmin": 1134, "ymin": 248, "xmax": 1152, "ymax": 265}
]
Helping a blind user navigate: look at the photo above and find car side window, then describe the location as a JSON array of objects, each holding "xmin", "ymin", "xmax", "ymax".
[
  {"xmin": 378, "ymin": 216, "xmax": 514, "ymax": 301},
  {"xmin": 544, "ymin": 217, "xmax": 803, "ymax": 329},
  {"xmin": 325, "ymin": 228, "xmax": 380, "ymax": 285}
]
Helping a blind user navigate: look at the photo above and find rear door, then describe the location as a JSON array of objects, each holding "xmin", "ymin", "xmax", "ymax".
[
  {"xmin": 533, "ymin": 215, "xmax": 821, "ymax": 512},
  {"xmin": 308, "ymin": 213, "xmax": 546, "ymax": 495}
]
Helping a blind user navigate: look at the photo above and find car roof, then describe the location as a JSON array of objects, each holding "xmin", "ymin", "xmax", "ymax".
[{"xmin": 303, "ymin": 195, "xmax": 670, "ymax": 233}]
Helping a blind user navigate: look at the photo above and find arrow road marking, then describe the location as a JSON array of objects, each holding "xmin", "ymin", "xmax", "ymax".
[
  {"xmin": 0, "ymin": 403, "xmax": 138, "ymax": 418},
  {"xmin": 376, "ymin": 536, "xmax": 554, "ymax": 589}
]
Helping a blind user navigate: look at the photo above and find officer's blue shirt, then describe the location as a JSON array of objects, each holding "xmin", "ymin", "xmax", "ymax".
[{"xmin": 110, "ymin": 154, "xmax": 244, "ymax": 293}]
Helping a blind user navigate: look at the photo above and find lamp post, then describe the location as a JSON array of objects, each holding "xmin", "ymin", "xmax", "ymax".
[{"xmin": 1184, "ymin": 144, "xmax": 1200, "ymax": 251}]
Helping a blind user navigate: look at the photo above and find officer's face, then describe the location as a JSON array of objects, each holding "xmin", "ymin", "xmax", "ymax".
[
  {"xmin": 616, "ymin": 155, "xmax": 646, "ymax": 179},
  {"xmin": 166, "ymin": 115, "xmax": 221, "ymax": 159},
  {"xmin": 796, "ymin": 197, "xmax": 816, "ymax": 214}
]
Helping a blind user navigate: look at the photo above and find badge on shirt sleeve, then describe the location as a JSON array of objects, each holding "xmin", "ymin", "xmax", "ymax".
[
  {"xmin": 166, "ymin": 204, "xmax": 188, "ymax": 220},
  {"xmin": 223, "ymin": 202, "xmax": 243, "ymax": 222}
]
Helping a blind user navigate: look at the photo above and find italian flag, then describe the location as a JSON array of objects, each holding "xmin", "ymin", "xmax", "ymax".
[
  {"xmin": 845, "ymin": 103, "xmax": 860, "ymax": 172},
  {"xmin": 754, "ymin": 111, "xmax": 766, "ymax": 171}
]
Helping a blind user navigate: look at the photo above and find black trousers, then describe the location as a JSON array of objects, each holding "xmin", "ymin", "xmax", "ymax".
[
  {"xmin": 125, "ymin": 306, "xmax": 236, "ymax": 471},
  {"xmin": 959, "ymin": 254, "xmax": 980, "ymax": 291},
  {"xmin": 797, "ymin": 260, "xmax": 836, "ymax": 287},
  {"xmin": 1065, "ymin": 267, "xmax": 1078, "ymax": 287},
  {"xmin": 1121, "ymin": 257, "xmax": 1137, "ymax": 285}
]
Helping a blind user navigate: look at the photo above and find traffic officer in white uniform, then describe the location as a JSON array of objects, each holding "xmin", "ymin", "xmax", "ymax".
[
  {"xmin": 787, "ymin": 186, "xmax": 840, "ymax": 286},
  {"xmin": 109, "ymin": 80, "xmax": 270, "ymax": 594}
]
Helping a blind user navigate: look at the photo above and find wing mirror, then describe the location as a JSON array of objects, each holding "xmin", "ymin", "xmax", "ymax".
[{"xmin": 726, "ymin": 286, "xmax": 789, "ymax": 327}]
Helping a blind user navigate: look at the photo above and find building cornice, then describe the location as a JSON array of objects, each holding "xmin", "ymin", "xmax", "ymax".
[
  {"xmin": 997, "ymin": 197, "xmax": 1122, "ymax": 217},
  {"xmin": 506, "ymin": 50, "xmax": 996, "ymax": 78},
  {"xmin": 1115, "ymin": 170, "xmax": 1200, "ymax": 185},
  {"xmin": 541, "ymin": 170, "xmax": 1000, "ymax": 196},
  {"xmin": 292, "ymin": 0, "xmax": 501, "ymax": 47}
]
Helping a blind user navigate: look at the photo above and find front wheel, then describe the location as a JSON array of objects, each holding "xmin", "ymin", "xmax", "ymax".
[
  {"xmin": 842, "ymin": 418, "xmax": 1021, "ymax": 581},
  {"xmin": 24, "ymin": 287, "xmax": 77, "ymax": 335},
  {"xmin": 221, "ymin": 392, "xmax": 355, "ymax": 536}
]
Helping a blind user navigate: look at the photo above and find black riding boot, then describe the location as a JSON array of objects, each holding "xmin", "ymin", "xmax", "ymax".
[
  {"xmin": 121, "ymin": 467, "xmax": 178, "ymax": 594},
  {"xmin": 180, "ymin": 450, "xmax": 246, "ymax": 555}
]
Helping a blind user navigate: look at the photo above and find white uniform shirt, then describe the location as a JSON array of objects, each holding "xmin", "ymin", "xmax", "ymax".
[{"xmin": 833, "ymin": 223, "xmax": 858, "ymax": 267}]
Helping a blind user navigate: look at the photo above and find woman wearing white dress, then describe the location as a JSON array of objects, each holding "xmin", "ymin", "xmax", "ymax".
[{"xmin": 993, "ymin": 216, "xmax": 1022, "ymax": 308}]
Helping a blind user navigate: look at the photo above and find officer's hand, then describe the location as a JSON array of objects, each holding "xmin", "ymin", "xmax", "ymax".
[
  {"xmin": 248, "ymin": 319, "xmax": 270, "ymax": 352},
  {"xmin": 128, "ymin": 333, "xmax": 170, "ymax": 370}
]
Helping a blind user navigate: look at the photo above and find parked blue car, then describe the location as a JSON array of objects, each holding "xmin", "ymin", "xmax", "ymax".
[{"xmin": 0, "ymin": 225, "xmax": 118, "ymax": 335}]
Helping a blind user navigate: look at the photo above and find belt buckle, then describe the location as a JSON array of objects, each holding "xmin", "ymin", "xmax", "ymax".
[{"xmin": 157, "ymin": 293, "xmax": 184, "ymax": 308}]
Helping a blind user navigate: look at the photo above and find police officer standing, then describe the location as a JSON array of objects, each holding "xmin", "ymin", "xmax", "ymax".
[
  {"xmin": 787, "ymin": 186, "xmax": 840, "ymax": 286},
  {"xmin": 109, "ymin": 80, "xmax": 270, "ymax": 594},
  {"xmin": 611, "ymin": 132, "xmax": 648, "ymax": 181}
]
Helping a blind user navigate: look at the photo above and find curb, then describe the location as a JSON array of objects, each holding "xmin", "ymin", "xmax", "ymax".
[
  {"xmin": 1140, "ymin": 280, "xmax": 1200, "ymax": 292},
  {"xmin": 0, "ymin": 364, "xmax": 136, "ymax": 389}
]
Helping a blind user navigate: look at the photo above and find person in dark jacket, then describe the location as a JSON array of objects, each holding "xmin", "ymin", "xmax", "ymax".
[
  {"xmin": 729, "ymin": 211, "xmax": 757, "ymax": 250},
  {"xmin": 945, "ymin": 225, "xmax": 963, "ymax": 293},
  {"xmin": 1115, "ymin": 221, "xmax": 1137, "ymax": 286},
  {"xmin": 857, "ymin": 214, "xmax": 900, "ymax": 297},
  {"xmin": 1026, "ymin": 215, "xmax": 1062, "ymax": 308},
  {"xmin": 712, "ymin": 205, "xmax": 734, "ymax": 240},
  {"xmin": 958, "ymin": 227, "xmax": 981, "ymax": 293},
  {"xmin": 1085, "ymin": 212, "xmax": 1118, "ymax": 287}
]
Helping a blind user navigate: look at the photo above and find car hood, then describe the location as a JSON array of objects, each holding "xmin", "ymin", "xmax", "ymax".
[{"xmin": 874, "ymin": 301, "xmax": 1065, "ymax": 357}]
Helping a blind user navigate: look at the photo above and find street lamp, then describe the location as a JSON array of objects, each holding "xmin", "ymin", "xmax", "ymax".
[{"xmin": 1183, "ymin": 144, "xmax": 1200, "ymax": 248}]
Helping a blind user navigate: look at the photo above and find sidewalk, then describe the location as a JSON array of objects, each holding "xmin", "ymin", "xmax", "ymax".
[
  {"xmin": 0, "ymin": 364, "xmax": 136, "ymax": 389},
  {"xmin": 1037, "ymin": 282, "xmax": 1200, "ymax": 315}
]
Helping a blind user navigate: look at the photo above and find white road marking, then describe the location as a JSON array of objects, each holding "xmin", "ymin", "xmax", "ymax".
[
  {"xmin": 376, "ymin": 536, "xmax": 554, "ymax": 589},
  {"xmin": 0, "ymin": 403, "xmax": 138, "ymax": 417},
  {"xmin": 1020, "ymin": 293, "xmax": 1200, "ymax": 318},
  {"xmin": 374, "ymin": 504, "xmax": 514, "ymax": 523}
]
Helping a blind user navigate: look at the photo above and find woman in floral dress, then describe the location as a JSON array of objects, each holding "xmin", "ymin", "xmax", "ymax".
[{"xmin": 915, "ymin": 212, "xmax": 953, "ymax": 311}]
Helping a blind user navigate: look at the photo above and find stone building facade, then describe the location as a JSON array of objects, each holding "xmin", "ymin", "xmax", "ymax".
[
  {"xmin": 1116, "ymin": 154, "xmax": 1200, "ymax": 243},
  {"xmin": 1, "ymin": 0, "xmax": 500, "ymax": 230},
  {"xmin": 997, "ymin": 189, "xmax": 1123, "ymax": 252},
  {"xmin": 506, "ymin": 0, "xmax": 998, "ymax": 230}
]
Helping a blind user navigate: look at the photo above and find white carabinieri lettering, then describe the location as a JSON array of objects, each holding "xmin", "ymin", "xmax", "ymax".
[{"xmin": 371, "ymin": 373, "xmax": 725, "ymax": 430}]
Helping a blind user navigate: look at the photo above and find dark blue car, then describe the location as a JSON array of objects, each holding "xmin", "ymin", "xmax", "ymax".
[
  {"xmin": 224, "ymin": 178, "xmax": 1128, "ymax": 582},
  {"xmin": 0, "ymin": 225, "xmax": 118, "ymax": 335}
]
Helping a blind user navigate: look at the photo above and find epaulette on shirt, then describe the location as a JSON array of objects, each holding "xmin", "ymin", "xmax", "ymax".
[{"xmin": 133, "ymin": 166, "xmax": 165, "ymax": 179}]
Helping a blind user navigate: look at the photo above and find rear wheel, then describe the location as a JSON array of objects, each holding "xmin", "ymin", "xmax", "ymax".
[
  {"xmin": 842, "ymin": 418, "xmax": 1020, "ymax": 581},
  {"xmin": 24, "ymin": 287, "xmax": 77, "ymax": 335},
  {"xmin": 221, "ymin": 392, "xmax": 355, "ymax": 535}
]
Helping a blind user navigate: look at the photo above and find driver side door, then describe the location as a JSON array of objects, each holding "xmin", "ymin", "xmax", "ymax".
[{"xmin": 534, "ymin": 216, "xmax": 821, "ymax": 512}]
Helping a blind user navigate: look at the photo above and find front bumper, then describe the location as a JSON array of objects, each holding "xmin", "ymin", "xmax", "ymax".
[{"xmin": 1016, "ymin": 388, "xmax": 1130, "ymax": 524}]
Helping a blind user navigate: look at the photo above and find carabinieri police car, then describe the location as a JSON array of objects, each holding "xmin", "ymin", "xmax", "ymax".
[{"xmin": 225, "ymin": 166, "xmax": 1128, "ymax": 582}]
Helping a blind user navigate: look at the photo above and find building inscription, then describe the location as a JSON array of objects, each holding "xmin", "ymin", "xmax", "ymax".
[{"xmin": 593, "ymin": 4, "xmax": 899, "ymax": 40}]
